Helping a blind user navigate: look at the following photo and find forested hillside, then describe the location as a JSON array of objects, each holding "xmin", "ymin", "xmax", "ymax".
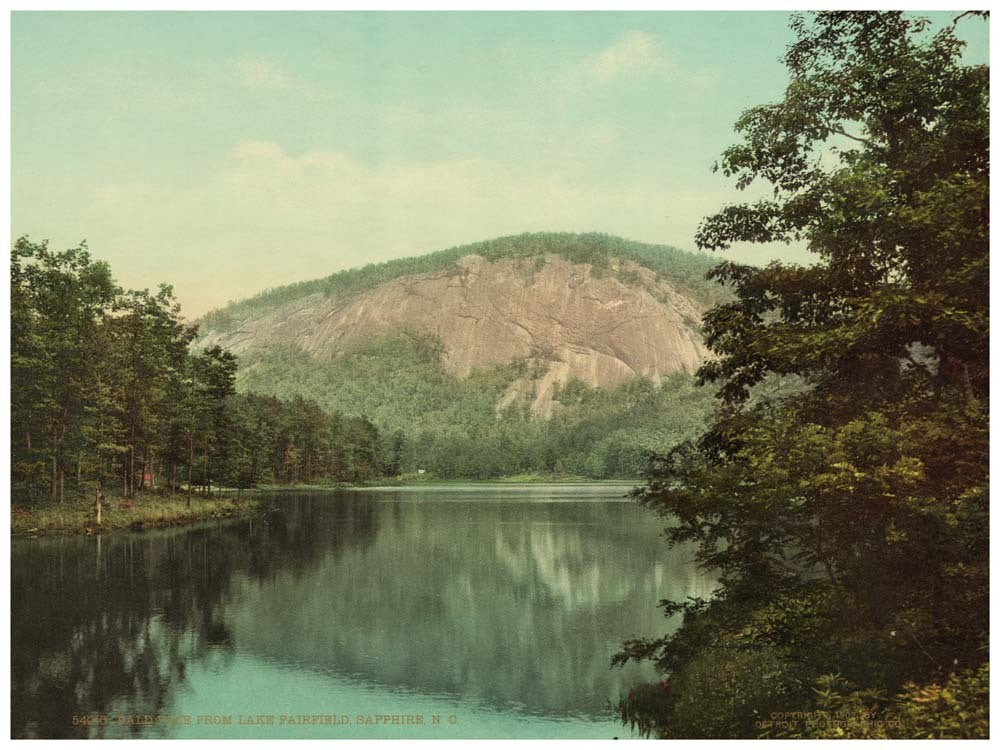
[
  {"xmin": 194, "ymin": 232, "xmax": 727, "ymax": 478},
  {"xmin": 237, "ymin": 333, "xmax": 716, "ymax": 479}
]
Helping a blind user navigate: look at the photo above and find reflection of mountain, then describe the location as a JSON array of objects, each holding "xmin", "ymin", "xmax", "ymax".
[
  {"xmin": 227, "ymin": 494, "xmax": 716, "ymax": 716},
  {"xmin": 11, "ymin": 490, "xmax": 717, "ymax": 738}
]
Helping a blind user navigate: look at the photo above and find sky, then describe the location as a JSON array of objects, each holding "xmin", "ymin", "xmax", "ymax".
[{"xmin": 11, "ymin": 11, "xmax": 989, "ymax": 318}]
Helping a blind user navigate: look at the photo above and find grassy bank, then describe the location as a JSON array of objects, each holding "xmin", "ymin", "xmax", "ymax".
[{"xmin": 11, "ymin": 492, "xmax": 263, "ymax": 537}]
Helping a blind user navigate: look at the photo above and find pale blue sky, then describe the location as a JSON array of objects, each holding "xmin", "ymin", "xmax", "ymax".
[{"xmin": 11, "ymin": 11, "xmax": 989, "ymax": 317}]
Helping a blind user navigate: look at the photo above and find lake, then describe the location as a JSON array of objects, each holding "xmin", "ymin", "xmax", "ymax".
[{"xmin": 10, "ymin": 484, "xmax": 716, "ymax": 739}]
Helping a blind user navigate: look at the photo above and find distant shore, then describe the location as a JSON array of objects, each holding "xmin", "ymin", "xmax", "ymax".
[
  {"xmin": 350, "ymin": 472, "xmax": 643, "ymax": 486},
  {"xmin": 12, "ymin": 477, "xmax": 645, "ymax": 537},
  {"xmin": 255, "ymin": 476, "xmax": 643, "ymax": 491}
]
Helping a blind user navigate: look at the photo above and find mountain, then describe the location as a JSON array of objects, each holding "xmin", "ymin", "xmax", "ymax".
[
  {"xmin": 197, "ymin": 233, "xmax": 724, "ymax": 412},
  {"xmin": 194, "ymin": 233, "xmax": 727, "ymax": 478}
]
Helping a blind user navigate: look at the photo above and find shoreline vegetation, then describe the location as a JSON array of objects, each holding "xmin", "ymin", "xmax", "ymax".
[
  {"xmin": 12, "ymin": 238, "xmax": 388, "ymax": 516},
  {"xmin": 11, "ymin": 491, "xmax": 264, "ymax": 537},
  {"xmin": 612, "ymin": 12, "xmax": 988, "ymax": 740}
]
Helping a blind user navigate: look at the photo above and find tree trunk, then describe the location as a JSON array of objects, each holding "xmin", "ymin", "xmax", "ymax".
[
  {"xmin": 187, "ymin": 436, "xmax": 194, "ymax": 507},
  {"xmin": 129, "ymin": 444, "xmax": 135, "ymax": 499},
  {"xmin": 58, "ymin": 468, "xmax": 64, "ymax": 503},
  {"xmin": 203, "ymin": 448, "xmax": 210, "ymax": 496},
  {"xmin": 51, "ymin": 457, "xmax": 57, "ymax": 500},
  {"xmin": 95, "ymin": 486, "xmax": 103, "ymax": 526}
]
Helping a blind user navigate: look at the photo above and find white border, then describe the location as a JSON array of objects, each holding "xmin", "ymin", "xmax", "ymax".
[
  {"xmin": 2, "ymin": 2, "xmax": 12, "ymax": 746},
  {"xmin": 3, "ymin": 2, "xmax": 993, "ymax": 749},
  {"xmin": 1, "ymin": 1, "xmax": 996, "ymax": 10}
]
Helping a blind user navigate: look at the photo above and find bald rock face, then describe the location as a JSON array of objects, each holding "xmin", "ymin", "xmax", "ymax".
[{"xmin": 195, "ymin": 254, "xmax": 712, "ymax": 417}]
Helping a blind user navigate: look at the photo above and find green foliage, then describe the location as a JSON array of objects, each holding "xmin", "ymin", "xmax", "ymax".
[
  {"xmin": 10, "ymin": 493, "xmax": 260, "ymax": 536},
  {"xmin": 616, "ymin": 11, "xmax": 988, "ymax": 739},
  {"xmin": 772, "ymin": 663, "xmax": 990, "ymax": 739},
  {"xmin": 221, "ymin": 392, "xmax": 383, "ymax": 487},
  {"xmin": 620, "ymin": 645, "xmax": 812, "ymax": 739},
  {"xmin": 198, "ymin": 232, "xmax": 726, "ymax": 333},
  {"xmin": 11, "ymin": 238, "xmax": 118, "ymax": 503},
  {"xmin": 195, "ymin": 232, "xmax": 727, "ymax": 481},
  {"xmin": 11, "ymin": 238, "xmax": 382, "ymax": 509},
  {"xmin": 235, "ymin": 335, "xmax": 717, "ymax": 479}
]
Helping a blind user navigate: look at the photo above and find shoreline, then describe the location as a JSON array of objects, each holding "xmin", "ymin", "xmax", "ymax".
[
  {"xmin": 12, "ymin": 478, "xmax": 645, "ymax": 538},
  {"xmin": 11, "ymin": 492, "xmax": 265, "ymax": 538},
  {"xmin": 345, "ymin": 474, "xmax": 642, "ymax": 488},
  {"xmin": 233, "ymin": 477, "xmax": 643, "ymax": 492}
]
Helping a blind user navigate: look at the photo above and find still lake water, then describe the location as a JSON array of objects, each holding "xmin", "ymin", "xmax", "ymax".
[{"xmin": 11, "ymin": 484, "xmax": 716, "ymax": 739}]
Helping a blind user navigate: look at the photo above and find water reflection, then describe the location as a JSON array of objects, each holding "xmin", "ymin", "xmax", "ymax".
[{"xmin": 11, "ymin": 487, "xmax": 715, "ymax": 739}]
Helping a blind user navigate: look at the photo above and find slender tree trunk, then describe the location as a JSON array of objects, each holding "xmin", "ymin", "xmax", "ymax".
[
  {"xmin": 138, "ymin": 450, "xmax": 146, "ymax": 493},
  {"xmin": 51, "ymin": 456, "xmax": 57, "ymax": 500},
  {"xmin": 187, "ymin": 436, "xmax": 194, "ymax": 507},
  {"xmin": 58, "ymin": 468, "xmax": 64, "ymax": 503},
  {"xmin": 129, "ymin": 444, "xmax": 135, "ymax": 499},
  {"xmin": 77, "ymin": 455, "xmax": 82, "ymax": 483},
  {"xmin": 95, "ymin": 486, "xmax": 103, "ymax": 526},
  {"xmin": 25, "ymin": 431, "xmax": 31, "ymax": 451},
  {"xmin": 203, "ymin": 448, "xmax": 209, "ymax": 496},
  {"xmin": 170, "ymin": 463, "xmax": 176, "ymax": 494}
]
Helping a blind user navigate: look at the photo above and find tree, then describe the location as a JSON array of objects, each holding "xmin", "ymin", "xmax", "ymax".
[
  {"xmin": 107, "ymin": 286, "xmax": 194, "ymax": 498},
  {"xmin": 344, "ymin": 415, "xmax": 382, "ymax": 480},
  {"xmin": 615, "ymin": 11, "xmax": 988, "ymax": 739},
  {"xmin": 11, "ymin": 237, "xmax": 388, "ymax": 512},
  {"xmin": 386, "ymin": 430, "xmax": 406, "ymax": 476},
  {"xmin": 189, "ymin": 346, "xmax": 238, "ymax": 494},
  {"xmin": 11, "ymin": 239, "xmax": 118, "ymax": 503}
]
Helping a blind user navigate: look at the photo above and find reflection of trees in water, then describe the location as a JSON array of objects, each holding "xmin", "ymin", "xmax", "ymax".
[
  {"xmin": 12, "ymin": 493, "xmax": 712, "ymax": 736},
  {"xmin": 13, "ymin": 530, "xmax": 231, "ymax": 738},
  {"xmin": 228, "ymin": 497, "xmax": 716, "ymax": 716},
  {"xmin": 10, "ymin": 498, "xmax": 377, "ymax": 739}
]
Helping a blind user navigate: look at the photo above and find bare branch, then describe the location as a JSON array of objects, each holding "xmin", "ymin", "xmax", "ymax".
[
  {"xmin": 953, "ymin": 10, "xmax": 988, "ymax": 26},
  {"xmin": 829, "ymin": 125, "xmax": 873, "ymax": 147}
]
